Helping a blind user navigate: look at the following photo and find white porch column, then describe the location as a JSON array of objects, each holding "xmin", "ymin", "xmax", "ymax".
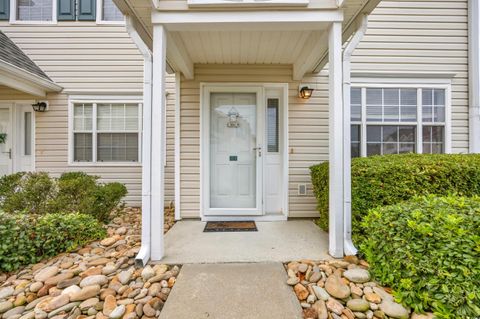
[
  {"xmin": 328, "ymin": 21, "xmax": 344, "ymax": 258},
  {"xmin": 469, "ymin": 0, "xmax": 480, "ymax": 153},
  {"xmin": 150, "ymin": 24, "xmax": 167, "ymax": 260}
]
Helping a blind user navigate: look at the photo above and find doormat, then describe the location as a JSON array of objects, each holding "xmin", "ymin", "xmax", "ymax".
[{"xmin": 203, "ymin": 221, "xmax": 257, "ymax": 232}]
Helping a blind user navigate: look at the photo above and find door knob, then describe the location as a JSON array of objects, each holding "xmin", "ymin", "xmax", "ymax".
[{"xmin": 253, "ymin": 147, "xmax": 262, "ymax": 157}]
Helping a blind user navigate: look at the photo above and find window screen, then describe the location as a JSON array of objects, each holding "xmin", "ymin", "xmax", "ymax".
[
  {"xmin": 267, "ymin": 98, "xmax": 279, "ymax": 153},
  {"xmin": 17, "ymin": 0, "xmax": 52, "ymax": 21},
  {"xmin": 102, "ymin": 0, "xmax": 123, "ymax": 21}
]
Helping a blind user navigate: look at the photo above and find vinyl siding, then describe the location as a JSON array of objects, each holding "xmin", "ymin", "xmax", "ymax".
[
  {"xmin": 178, "ymin": 0, "xmax": 469, "ymax": 218},
  {"xmin": 0, "ymin": 22, "xmax": 176, "ymax": 206}
]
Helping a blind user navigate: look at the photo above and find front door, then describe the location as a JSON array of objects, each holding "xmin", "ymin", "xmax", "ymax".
[
  {"xmin": 206, "ymin": 90, "xmax": 264, "ymax": 216},
  {"xmin": 0, "ymin": 103, "xmax": 34, "ymax": 177}
]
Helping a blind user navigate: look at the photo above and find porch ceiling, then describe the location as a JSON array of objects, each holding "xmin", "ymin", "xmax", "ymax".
[
  {"xmin": 170, "ymin": 29, "xmax": 326, "ymax": 66},
  {"xmin": 114, "ymin": 0, "xmax": 381, "ymax": 79}
]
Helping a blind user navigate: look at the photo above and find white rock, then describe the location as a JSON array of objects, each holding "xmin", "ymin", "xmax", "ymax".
[
  {"xmin": 80, "ymin": 275, "xmax": 108, "ymax": 288},
  {"xmin": 343, "ymin": 268, "xmax": 371, "ymax": 283},
  {"xmin": 0, "ymin": 287, "xmax": 14, "ymax": 299},
  {"xmin": 34, "ymin": 266, "xmax": 59, "ymax": 282},
  {"xmin": 109, "ymin": 305, "xmax": 125, "ymax": 319},
  {"xmin": 312, "ymin": 286, "xmax": 330, "ymax": 301},
  {"xmin": 141, "ymin": 266, "xmax": 155, "ymax": 281},
  {"xmin": 61, "ymin": 285, "xmax": 81, "ymax": 298},
  {"xmin": 118, "ymin": 270, "xmax": 133, "ymax": 285}
]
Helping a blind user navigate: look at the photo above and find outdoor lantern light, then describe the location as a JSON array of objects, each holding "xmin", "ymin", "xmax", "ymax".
[
  {"xmin": 299, "ymin": 86, "xmax": 314, "ymax": 99},
  {"xmin": 32, "ymin": 101, "xmax": 48, "ymax": 112}
]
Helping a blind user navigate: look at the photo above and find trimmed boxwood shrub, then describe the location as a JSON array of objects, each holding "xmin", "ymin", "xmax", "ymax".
[
  {"xmin": 360, "ymin": 195, "xmax": 480, "ymax": 318},
  {"xmin": 310, "ymin": 153, "xmax": 480, "ymax": 235},
  {"xmin": 0, "ymin": 211, "xmax": 106, "ymax": 272},
  {"xmin": 0, "ymin": 171, "xmax": 127, "ymax": 222}
]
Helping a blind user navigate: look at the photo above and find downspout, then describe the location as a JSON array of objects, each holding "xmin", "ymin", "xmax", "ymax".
[
  {"xmin": 342, "ymin": 14, "xmax": 368, "ymax": 256},
  {"xmin": 468, "ymin": 0, "xmax": 480, "ymax": 153},
  {"xmin": 126, "ymin": 16, "xmax": 153, "ymax": 266}
]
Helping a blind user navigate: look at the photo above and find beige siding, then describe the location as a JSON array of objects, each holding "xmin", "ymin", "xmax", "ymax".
[
  {"xmin": 0, "ymin": 86, "xmax": 37, "ymax": 100},
  {"xmin": 179, "ymin": 0, "xmax": 470, "ymax": 218},
  {"xmin": 0, "ymin": 22, "xmax": 176, "ymax": 206}
]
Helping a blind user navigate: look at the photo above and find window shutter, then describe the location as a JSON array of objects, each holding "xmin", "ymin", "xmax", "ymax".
[
  {"xmin": 58, "ymin": 0, "xmax": 76, "ymax": 20},
  {"xmin": 0, "ymin": 0, "xmax": 9, "ymax": 20},
  {"xmin": 78, "ymin": 0, "xmax": 96, "ymax": 21}
]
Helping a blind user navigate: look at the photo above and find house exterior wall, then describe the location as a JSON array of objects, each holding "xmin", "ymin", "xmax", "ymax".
[
  {"xmin": 0, "ymin": 22, "xmax": 177, "ymax": 206},
  {"xmin": 178, "ymin": 0, "xmax": 470, "ymax": 218}
]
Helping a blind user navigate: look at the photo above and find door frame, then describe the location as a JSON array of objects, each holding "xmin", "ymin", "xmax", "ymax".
[
  {"xmin": 199, "ymin": 83, "xmax": 289, "ymax": 221},
  {"xmin": 0, "ymin": 101, "xmax": 36, "ymax": 175}
]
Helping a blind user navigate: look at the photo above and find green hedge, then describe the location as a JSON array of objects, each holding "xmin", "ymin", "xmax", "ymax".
[
  {"xmin": 360, "ymin": 195, "xmax": 480, "ymax": 318},
  {"xmin": 0, "ymin": 212, "xmax": 106, "ymax": 272},
  {"xmin": 310, "ymin": 154, "xmax": 480, "ymax": 235},
  {"xmin": 0, "ymin": 172, "xmax": 127, "ymax": 222}
]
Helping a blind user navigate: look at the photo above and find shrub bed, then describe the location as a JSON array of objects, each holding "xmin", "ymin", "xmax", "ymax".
[
  {"xmin": 0, "ymin": 211, "xmax": 106, "ymax": 272},
  {"xmin": 0, "ymin": 171, "xmax": 127, "ymax": 222},
  {"xmin": 360, "ymin": 195, "xmax": 480, "ymax": 318},
  {"xmin": 310, "ymin": 153, "xmax": 480, "ymax": 235}
]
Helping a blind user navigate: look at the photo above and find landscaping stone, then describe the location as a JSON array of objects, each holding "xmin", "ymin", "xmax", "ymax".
[
  {"xmin": 34, "ymin": 267, "xmax": 59, "ymax": 283},
  {"xmin": 285, "ymin": 257, "xmax": 412, "ymax": 319},
  {"xmin": 0, "ymin": 286, "xmax": 14, "ymax": 299},
  {"xmin": 343, "ymin": 268, "xmax": 370, "ymax": 283},
  {"xmin": 0, "ymin": 209, "xmax": 177, "ymax": 319},
  {"xmin": 380, "ymin": 301, "xmax": 410, "ymax": 319},
  {"xmin": 325, "ymin": 275, "xmax": 350, "ymax": 299},
  {"xmin": 346, "ymin": 299, "xmax": 369, "ymax": 312}
]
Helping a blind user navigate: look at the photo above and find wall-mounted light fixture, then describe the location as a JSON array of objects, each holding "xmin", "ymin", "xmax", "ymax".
[
  {"xmin": 299, "ymin": 85, "xmax": 314, "ymax": 99},
  {"xmin": 32, "ymin": 101, "xmax": 48, "ymax": 112}
]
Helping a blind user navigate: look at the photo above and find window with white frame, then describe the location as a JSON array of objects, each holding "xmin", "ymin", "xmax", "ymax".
[
  {"xmin": 16, "ymin": 0, "xmax": 53, "ymax": 21},
  {"xmin": 72, "ymin": 102, "xmax": 141, "ymax": 163},
  {"xmin": 351, "ymin": 86, "xmax": 448, "ymax": 157},
  {"xmin": 101, "ymin": 0, "xmax": 123, "ymax": 21}
]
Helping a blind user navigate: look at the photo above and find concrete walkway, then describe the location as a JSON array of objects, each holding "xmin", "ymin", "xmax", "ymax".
[
  {"xmin": 158, "ymin": 263, "xmax": 303, "ymax": 319},
  {"xmin": 159, "ymin": 220, "xmax": 331, "ymax": 264}
]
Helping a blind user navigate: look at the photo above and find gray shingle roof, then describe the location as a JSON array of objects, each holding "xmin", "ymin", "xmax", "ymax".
[{"xmin": 0, "ymin": 31, "xmax": 52, "ymax": 82}]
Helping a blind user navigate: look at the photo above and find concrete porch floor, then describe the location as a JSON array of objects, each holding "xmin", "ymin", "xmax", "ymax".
[{"xmin": 158, "ymin": 220, "xmax": 331, "ymax": 264}]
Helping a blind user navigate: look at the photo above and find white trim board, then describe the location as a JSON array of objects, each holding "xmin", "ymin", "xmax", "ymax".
[{"xmin": 199, "ymin": 83, "xmax": 289, "ymax": 220}]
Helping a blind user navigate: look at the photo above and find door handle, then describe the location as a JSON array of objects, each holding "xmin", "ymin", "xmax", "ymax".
[
  {"xmin": 253, "ymin": 147, "xmax": 262, "ymax": 157},
  {"xmin": 2, "ymin": 148, "xmax": 11, "ymax": 159}
]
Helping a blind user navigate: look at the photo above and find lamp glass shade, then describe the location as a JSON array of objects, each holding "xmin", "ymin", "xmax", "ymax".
[{"xmin": 300, "ymin": 87, "xmax": 314, "ymax": 99}]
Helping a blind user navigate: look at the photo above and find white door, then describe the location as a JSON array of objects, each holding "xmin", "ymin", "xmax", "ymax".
[
  {"xmin": 208, "ymin": 92, "xmax": 263, "ymax": 215},
  {"xmin": 0, "ymin": 107, "xmax": 13, "ymax": 176}
]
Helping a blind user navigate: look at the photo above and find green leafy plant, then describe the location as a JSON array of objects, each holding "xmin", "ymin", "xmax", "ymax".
[
  {"xmin": 310, "ymin": 153, "xmax": 480, "ymax": 237},
  {"xmin": 0, "ymin": 133, "xmax": 6, "ymax": 144},
  {"xmin": 360, "ymin": 195, "xmax": 480, "ymax": 318},
  {"xmin": 0, "ymin": 171, "xmax": 127, "ymax": 222},
  {"xmin": 0, "ymin": 211, "xmax": 106, "ymax": 272}
]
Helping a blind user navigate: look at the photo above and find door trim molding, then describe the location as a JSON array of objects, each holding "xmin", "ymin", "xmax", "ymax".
[{"xmin": 199, "ymin": 83, "xmax": 289, "ymax": 220}]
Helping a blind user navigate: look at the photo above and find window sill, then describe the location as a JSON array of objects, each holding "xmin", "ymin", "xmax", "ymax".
[
  {"xmin": 9, "ymin": 20, "xmax": 57, "ymax": 25},
  {"xmin": 68, "ymin": 162, "xmax": 142, "ymax": 167},
  {"xmin": 96, "ymin": 20, "xmax": 126, "ymax": 25}
]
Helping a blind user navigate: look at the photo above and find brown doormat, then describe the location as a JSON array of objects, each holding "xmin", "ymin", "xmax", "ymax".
[{"xmin": 204, "ymin": 221, "xmax": 257, "ymax": 232}]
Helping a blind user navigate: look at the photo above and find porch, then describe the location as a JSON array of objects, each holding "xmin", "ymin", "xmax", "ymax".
[
  {"xmin": 158, "ymin": 220, "xmax": 330, "ymax": 264},
  {"xmin": 114, "ymin": 0, "xmax": 381, "ymax": 264}
]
